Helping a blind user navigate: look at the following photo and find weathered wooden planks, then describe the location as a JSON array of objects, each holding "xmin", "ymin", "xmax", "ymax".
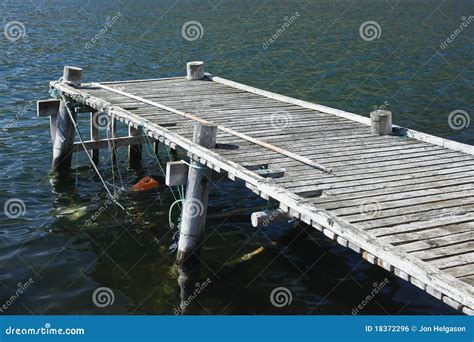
[{"xmin": 49, "ymin": 73, "xmax": 474, "ymax": 315}]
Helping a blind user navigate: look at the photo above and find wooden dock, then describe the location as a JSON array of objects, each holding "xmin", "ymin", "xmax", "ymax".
[{"xmin": 40, "ymin": 62, "xmax": 474, "ymax": 314}]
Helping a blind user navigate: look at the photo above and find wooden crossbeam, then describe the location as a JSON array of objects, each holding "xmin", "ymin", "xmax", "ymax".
[
  {"xmin": 72, "ymin": 136, "xmax": 146, "ymax": 153},
  {"xmin": 37, "ymin": 99, "xmax": 60, "ymax": 117}
]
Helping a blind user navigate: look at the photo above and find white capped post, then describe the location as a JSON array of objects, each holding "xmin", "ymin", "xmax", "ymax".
[
  {"xmin": 52, "ymin": 66, "xmax": 82, "ymax": 170},
  {"xmin": 176, "ymin": 122, "xmax": 217, "ymax": 264},
  {"xmin": 370, "ymin": 110, "xmax": 392, "ymax": 135},
  {"xmin": 186, "ymin": 61, "xmax": 205, "ymax": 80}
]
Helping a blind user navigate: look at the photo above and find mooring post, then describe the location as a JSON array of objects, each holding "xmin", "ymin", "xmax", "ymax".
[
  {"xmin": 128, "ymin": 125, "xmax": 142, "ymax": 167},
  {"xmin": 51, "ymin": 66, "xmax": 83, "ymax": 170},
  {"xmin": 90, "ymin": 110, "xmax": 100, "ymax": 164},
  {"xmin": 176, "ymin": 123, "xmax": 217, "ymax": 265},
  {"xmin": 186, "ymin": 61, "xmax": 205, "ymax": 80},
  {"xmin": 370, "ymin": 110, "xmax": 392, "ymax": 135}
]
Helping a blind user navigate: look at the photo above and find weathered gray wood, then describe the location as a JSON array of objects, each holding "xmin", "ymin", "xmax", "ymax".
[
  {"xmin": 251, "ymin": 209, "xmax": 291, "ymax": 228},
  {"xmin": 111, "ymin": 117, "xmax": 118, "ymax": 162},
  {"xmin": 445, "ymin": 264, "xmax": 474, "ymax": 278},
  {"xmin": 254, "ymin": 168, "xmax": 286, "ymax": 178},
  {"xmin": 49, "ymin": 115, "xmax": 57, "ymax": 146},
  {"xmin": 90, "ymin": 82, "xmax": 331, "ymax": 173},
  {"xmin": 394, "ymin": 231, "xmax": 473, "ymax": 252},
  {"xmin": 311, "ymin": 173, "xmax": 474, "ymax": 207},
  {"xmin": 186, "ymin": 61, "xmax": 205, "ymax": 80},
  {"xmin": 373, "ymin": 216, "xmax": 474, "ymax": 238},
  {"xmin": 371, "ymin": 110, "xmax": 392, "ymax": 135},
  {"xmin": 459, "ymin": 275, "xmax": 474, "ymax": 287},
  {"xmin": 357, "ymin": 202, "xmax": 474, "ymax": 230},
  {"xmin": 382, "ymin": 223, "xmax": 474, "ymax": 245},
  {"xmin": 37, "ymin": 99, "xmax": 60, "ymax": 117},
  {"xmin": 429, "ymin": 252, "xmax": 474, "ymax": 269},
  {"xmin": 213, "ymin": 76, "xmax": 474, "ymax": 155},
  {"xmin": 90, "ymin": 111, "xmax": 100, "ymax": 164},
  {"xmin": 63, "ymin": 66, "xmax": 83, "ymax": 85},
  {"xmin": 334, "ymin": 187, "xmax": 474, "ymax": 217},
  {"xmin": 49, "ymin": 76, "xmax": 474, "ymax": 314},
  {"xmin": 128, "ymin": 125, "xmax": 142, "ymax": 167},
  {"xmin": 410, "ymin": 241, "xmax": 474, "ymax": 261},
  {"xmin": 51, "ymin": 66, "xmax": 83, "ymax": 170},
  {"xmin": 72, "ymin": 136, "xmax": 145, "ymax": 152},
  {"xmin": 176, "ymin": 123, "xmax": 217, "ymax": 264},
  {"xmin": 166, "ymin": 161, "xmax": 189, "ymax": 186}
]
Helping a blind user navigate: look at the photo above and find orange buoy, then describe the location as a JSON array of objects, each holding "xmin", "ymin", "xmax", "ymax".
[{"xmin": 132, "ymin": 176, "xmax": 160, "ymax": 192}]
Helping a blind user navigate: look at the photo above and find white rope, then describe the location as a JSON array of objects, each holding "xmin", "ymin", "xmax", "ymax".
[
  {"xmin": 60, "ymin": 95, "xmax": 126, "ymax": 211},
  {"xmin": 105, "ymin": 120, "xmax": 125, "ymax": 193}
]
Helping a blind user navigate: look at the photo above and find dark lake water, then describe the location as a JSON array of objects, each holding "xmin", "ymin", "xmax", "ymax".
[{"xmin": 1, "ymin": 0, "xmax": 473, "ymax": 315}]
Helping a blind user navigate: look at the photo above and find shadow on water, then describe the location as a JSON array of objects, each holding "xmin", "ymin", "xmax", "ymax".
[{"xmin": 1, "ymin": 158, "xmax": 457, "ymax": 315}]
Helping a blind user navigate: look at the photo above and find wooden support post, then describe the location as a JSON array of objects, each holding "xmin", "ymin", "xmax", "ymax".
[
  {"xmin": 50, "ymin": 115, "xmax": 57, "ymax": 146},
  {"xmin": 171, "ymin": 147, "xmax": 179, "ymax": 160},
  {"xmin": 37, "ymin": 99, "xmax": 61, "ymax": 146},
  {"xmin": 90, "ymin": 111, "xmax": 100, "ymax": 164},
  {"xmin": 176, "ymin": 123, "xmax": 217, "ymax": 265},
  {"xmin": 186, "ymin": 61, "xmax": 205, "ymax": 80},
  {"xmin": 251, "ymin": 209, "xmax": 292, "ymax": 228},
  {"xmin": 51, "ymin": 66, "xmax": 82, "ymax": 170},
  {"xmin": 111, "ymin": 118, "xmax": 117, "ymax": 162},
  {"xmin": 370, "ymin": 110, "xmax": 392, "ymax": 135},
  {"xmin": 128, "ymin": 125, "xmax": 142, "ymax": 167}
]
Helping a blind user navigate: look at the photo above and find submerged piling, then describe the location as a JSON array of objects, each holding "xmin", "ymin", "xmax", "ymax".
[
  {"xmin": 176, "ymin": 122, "xmax": 217, "ymax": 264},
  {"xmin": 51, "ymin": 66, "xmax": 82, "ymax": 170}
]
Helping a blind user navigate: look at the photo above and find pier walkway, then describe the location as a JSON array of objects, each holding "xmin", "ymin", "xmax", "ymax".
[{"xmin": 42, "ymin": 63, "xmax": 474, "ymax": 314}]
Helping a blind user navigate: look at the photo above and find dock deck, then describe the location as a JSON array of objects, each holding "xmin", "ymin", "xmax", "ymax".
[{"xmin": 47, "ymin": 65, "xmax": 474, "ymax": 314}]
